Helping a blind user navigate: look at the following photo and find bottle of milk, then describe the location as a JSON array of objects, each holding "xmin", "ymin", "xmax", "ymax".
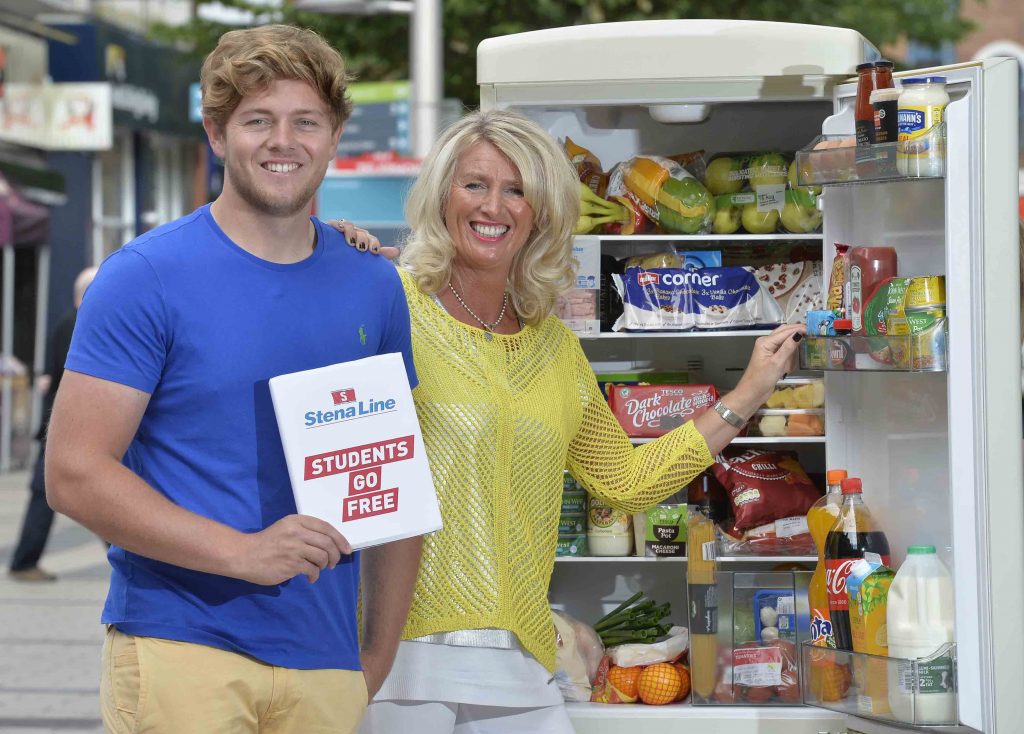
[{"xmin": 886, "ymin": 545, "xmax": 956, "ymax": 724}]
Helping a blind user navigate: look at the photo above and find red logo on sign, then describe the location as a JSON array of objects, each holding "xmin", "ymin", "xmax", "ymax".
[
  {"xmin": 342, "ymin": 487, "xmax": 399, "ymax": 521},
  {"xmin": 637, "ymin": 272, "xmax": 660, "ymax": 286},
  {"xmin": 331, "ymin": 389, "xmax": 356, "ymax": 405},
  {"xmin": 824, "ymin": 558, "xmax": 857, "ymax": 611}
]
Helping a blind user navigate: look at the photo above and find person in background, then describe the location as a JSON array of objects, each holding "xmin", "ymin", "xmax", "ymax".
[
  {"xmin": 339, "ymin": 109, "xmax": 802, "ymax": 733},
  {"xmin": 45, "ymin": 25, "xmax": 417, "ymax": 733},
  {"xmin": 7, "ymin": 266, "xmax": 97, "ymax": 582}
]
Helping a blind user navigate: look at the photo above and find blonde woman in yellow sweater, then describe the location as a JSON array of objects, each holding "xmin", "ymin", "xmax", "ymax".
[{"xmin": 345, "ymin": 110, "xmax": 803, "ymax": 733}]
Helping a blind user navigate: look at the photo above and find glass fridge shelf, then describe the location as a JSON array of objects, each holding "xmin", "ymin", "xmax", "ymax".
[
  {"xmin": 796, "ymin": 123, "xmax": 946, "ymax": 187},
  {"xmin": 799, "ymin": 318, "xmax": 948, "ymax": 372},
  {"xmin": 800, "ymin": 641, "xmax": 958, "ymax": 727}
]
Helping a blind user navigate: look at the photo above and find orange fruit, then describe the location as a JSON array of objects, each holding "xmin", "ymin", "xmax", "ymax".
[
  {"xmin": 607, "ymin": 665, "xmax": 642, "ymax": 701},
  {"xmin": 638, "ymin": 662, "xmax": 682, "ymax": 705},
  {"xmin": 809, "ymin": 653, "xmax": 851, "ymax": 702},
  {"xmin": 672, "ymin": 663, "xmax": 691, "ymax": 702}
]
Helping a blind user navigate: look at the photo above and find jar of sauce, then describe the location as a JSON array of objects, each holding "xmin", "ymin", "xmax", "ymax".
[
  {"xmin": 588, "ymin": 497, "xmax": 633, "ymax": 556},
  {"xmin": 870, "ymin": 87, "xmax": 901, "ymax": 144},
  {"xmin": 856, "ymin": 61, "xmax": 895, "ymax": 148}
]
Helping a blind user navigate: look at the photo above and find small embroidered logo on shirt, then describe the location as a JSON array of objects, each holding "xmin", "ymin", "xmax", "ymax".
[{"xmin": 359, "ymin": 325, "xmax": 367, "ymax": 346}]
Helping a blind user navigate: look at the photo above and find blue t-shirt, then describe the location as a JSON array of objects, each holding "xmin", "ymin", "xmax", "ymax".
[{"xmin": 66, "ymin": 205, "xmax": 416, "ymax": 670}]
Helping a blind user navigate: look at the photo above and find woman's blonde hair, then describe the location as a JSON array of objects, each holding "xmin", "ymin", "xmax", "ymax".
[
  {"xmin": 201, "ymin": 24, "xmax": 353, "ymax": 131},
  {"xmin": 400, "ymin": 109, "xmax": 580, "ymax": 325}
]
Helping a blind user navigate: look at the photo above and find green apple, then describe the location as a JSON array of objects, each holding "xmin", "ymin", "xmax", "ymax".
[
  {"xmin": 747, "ymin": 153, "xmax": 788, "ymax": 189},
  {"xmin": 741, "ymin": 203, "xmax": 780, "ymax": 234},
  {"xmin": 712, "ymin": 205, "xmax": 742, "ymax": 234},
  {"xmin": 705, "ymin": 156, "xmax": 744, "ymax": 195},
  {"xmin": 787, "ymin": 160, "xmax": 822, "ymax": 196},
  {"xmin": 780, "ymin": 200, "xmax": 823, "ymax": 233}
]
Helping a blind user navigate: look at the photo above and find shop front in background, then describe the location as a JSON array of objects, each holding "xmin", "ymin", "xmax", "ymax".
[{"xmin": 46, "ymin": 19, "xmax": 203, "ymax": 269}]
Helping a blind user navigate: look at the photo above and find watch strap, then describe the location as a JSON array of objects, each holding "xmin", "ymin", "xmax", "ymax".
[{"xmin": 713, "ymin": 400, "xmax": 747, "ymax": 429}]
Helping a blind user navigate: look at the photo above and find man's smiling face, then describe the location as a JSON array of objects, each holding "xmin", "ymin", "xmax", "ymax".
[{"xmin": 206, "ymin": 79, "xmax": 341, "ymax": 218}]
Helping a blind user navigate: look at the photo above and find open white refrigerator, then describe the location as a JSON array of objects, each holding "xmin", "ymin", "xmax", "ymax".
[{"xmin": 478, "ymin": 19, "xmax": 1024, "ymax": 734}]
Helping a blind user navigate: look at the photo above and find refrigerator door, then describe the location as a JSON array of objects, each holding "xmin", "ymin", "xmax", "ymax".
[
  {"xmin": 819, "ymin": 58, "xmax": 1022, "ymax": 734},
  {"xmin": 478, "ymin": 19, "xmax": 877, "ymax": 110}
]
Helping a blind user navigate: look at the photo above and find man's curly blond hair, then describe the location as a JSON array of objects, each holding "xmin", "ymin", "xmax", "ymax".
[{"xmin": 201, "ymin": 24, "xmax": 353, "ymax": 131}]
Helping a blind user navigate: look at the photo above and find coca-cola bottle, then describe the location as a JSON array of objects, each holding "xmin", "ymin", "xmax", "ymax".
[{"xmin": 824, "ymin": 477, "xmax": 891, "ymax": 651}]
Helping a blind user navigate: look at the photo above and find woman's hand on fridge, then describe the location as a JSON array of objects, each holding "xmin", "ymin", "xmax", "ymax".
[
  {"xmin": 728, "ymin": 323, "xmax": 805, "ymax": 417},
  {"xmin": 328, "ymin": 220, "xmax": 399, "ymax": 260},
  {"xmin": 692, "ymin": 323, "xmax": 804, "ymax": 455}
]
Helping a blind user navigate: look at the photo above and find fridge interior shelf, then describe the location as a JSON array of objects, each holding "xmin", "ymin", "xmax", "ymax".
[
  {"xmin": 799, "ymin": 318, "xmax": 948, "ymax": 372},
  {"xmin": 799, "ymin": 642, "xmax": 958, "ymax": 727},
  {"xmin": 632, "ymin": 436, "xmax": 825, "ymax": 445},
  {"xmin": 795, "ymin": 123, "xmax": 946, "ymax": 186},
  {"xmin": 554, "ymin": 555, "xmax": 816, "ymax": 563}
]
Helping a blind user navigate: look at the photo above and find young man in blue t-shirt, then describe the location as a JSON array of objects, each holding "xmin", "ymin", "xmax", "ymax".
[{"xmin": 45, "ymin": 25, "xmax": 421, "ymax": 733}]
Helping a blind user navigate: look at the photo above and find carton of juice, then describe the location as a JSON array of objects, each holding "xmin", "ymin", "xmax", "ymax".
[{"xmin": 847, "ymin": 555, "xmax": 896, "ymax": 715}]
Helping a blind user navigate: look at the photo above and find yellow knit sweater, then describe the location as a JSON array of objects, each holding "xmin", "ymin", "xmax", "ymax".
[{"xmin": 399, "ymin": 269, "xmax": 714, "ymax": 671}]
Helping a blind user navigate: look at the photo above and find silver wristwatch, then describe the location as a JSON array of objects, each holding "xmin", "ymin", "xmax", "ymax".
[{"xmin": 713, "ymin": 400, "xmax": 747, "ymax": 429}]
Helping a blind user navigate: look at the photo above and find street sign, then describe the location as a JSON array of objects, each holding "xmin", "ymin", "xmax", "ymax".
[{"xmin": 338, "ymin": 81, "xmax": 411, "ymax": 157}]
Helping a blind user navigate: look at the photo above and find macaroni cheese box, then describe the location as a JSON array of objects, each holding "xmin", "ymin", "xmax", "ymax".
[{"xmin": 269, "ymin": 353, "xmax": 442, "ymax": 550}]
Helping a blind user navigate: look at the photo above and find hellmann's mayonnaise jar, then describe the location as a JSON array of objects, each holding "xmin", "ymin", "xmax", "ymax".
[{"xmin": 897, "ymin": 77, "xmax": 948, "ymax": 177}]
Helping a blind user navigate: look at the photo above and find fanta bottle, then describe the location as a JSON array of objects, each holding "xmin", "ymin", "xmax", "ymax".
[
  {"xmin": 808, "ymin": 469, "xmax": 846, "ymax": 649},
  {"xmin": 806, "ymin": 470, "xmax": 849, "ymax": 702}
]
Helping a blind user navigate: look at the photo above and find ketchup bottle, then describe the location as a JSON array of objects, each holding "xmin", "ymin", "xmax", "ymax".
[
  {"xmin": 849, "ymin": 247, "xmax": 897, "ymax": 335},
  {"xmin": 855, "ymin": 61, "xmax": 895, "ymax": 148}
]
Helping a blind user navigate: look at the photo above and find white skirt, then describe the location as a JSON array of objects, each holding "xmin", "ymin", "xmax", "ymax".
[{"xmin": 373, "ymin": 639, "xmax": 565, "ymax": 708}]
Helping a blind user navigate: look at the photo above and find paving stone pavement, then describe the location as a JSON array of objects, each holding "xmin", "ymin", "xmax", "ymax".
[{"xmin": 0, "ymin": 468, "xmax": 109, "ymax": 733}]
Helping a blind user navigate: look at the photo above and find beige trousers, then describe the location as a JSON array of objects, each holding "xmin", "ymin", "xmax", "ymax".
[{"xmin": 101, "ymin": 626, "xmax": 368, "ymax": 733}]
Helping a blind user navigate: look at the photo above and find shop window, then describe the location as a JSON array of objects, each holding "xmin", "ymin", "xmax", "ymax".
[{"xmin": 93, "ymin": 131, "xmax": 134, "ymax": 263}]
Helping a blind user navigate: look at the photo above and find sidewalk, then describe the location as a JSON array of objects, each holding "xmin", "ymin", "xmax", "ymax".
[{"xmin": 0, "ymin": 469, "xmax": 108, "ymax": 733}]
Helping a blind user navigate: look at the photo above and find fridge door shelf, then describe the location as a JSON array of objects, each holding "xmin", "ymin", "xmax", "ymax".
[
  {"xmin": 796, "ymin": 123, "xmax": 946, "ymax": 186},
  {"xmin": 799, "ymin": 318, "xmax": 948, "ymax": 372},
  {"xmin": 799, "ymin": 641, "xmax": 958, "ymax": 727}
]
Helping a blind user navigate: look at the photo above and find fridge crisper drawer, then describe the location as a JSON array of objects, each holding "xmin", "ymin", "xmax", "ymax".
[
  {"xmin": 799, "ymin": 641, "xmax": 958, "ymax": 726},
  {"xmin": 689, "ymin": 572, "xmax": 802, "ymax": 706},
  {"xmin": 799, "ymin": 318, "xmax": 948, "ymax": 372}
]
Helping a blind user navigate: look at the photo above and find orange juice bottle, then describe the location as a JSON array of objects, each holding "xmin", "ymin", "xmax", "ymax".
[
  {"xmin": 806, "ymin": 469, "xmax": 848, "ymax": 702},
  {"xmin": 808, "ymin": 469, "xmax": 847, "ymax": 650}
]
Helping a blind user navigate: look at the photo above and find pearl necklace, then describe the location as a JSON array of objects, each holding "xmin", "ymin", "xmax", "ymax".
[{"xmin": 448, "ymin": 280, "xmax": 509, "ymax": 332}]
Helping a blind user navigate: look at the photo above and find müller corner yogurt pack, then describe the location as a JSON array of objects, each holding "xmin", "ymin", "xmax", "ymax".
[{"xmin": 612, "ymin": 263, "xmax": 784, "ymax": 331}]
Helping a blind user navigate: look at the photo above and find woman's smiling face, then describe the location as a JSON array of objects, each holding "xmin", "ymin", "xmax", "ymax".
[{"xmin": 444, "ymin": 140, "xmax": 535, "ymax": 277}]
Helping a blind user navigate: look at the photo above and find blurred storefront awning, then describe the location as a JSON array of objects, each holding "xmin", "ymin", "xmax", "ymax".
[
  {"xmin": 0, "ymin": 155, "xmax": 66, "ymax": 209},
  {"xmin": 0, "ymin": 134, "xmax": 63, "ymax": 248},
  {"xmin": 0, "ymin": 170, "xmax": 55, "ymax": 247}
]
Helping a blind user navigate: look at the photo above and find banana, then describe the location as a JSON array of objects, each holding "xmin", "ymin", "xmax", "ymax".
[{"xmin": 575, "ymin": 183, "xmax": 629, "ymax": 234}]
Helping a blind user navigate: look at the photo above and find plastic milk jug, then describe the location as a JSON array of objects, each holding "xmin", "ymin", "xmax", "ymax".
[{"xmin": 886, "ymin": 545, "xmax": 956, "ymax": 724}]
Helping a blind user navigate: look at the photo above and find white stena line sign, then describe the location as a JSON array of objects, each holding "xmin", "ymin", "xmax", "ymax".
[{"xmin": 270, "ymin": 352, "xmax": 442, "ymax": 550}]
